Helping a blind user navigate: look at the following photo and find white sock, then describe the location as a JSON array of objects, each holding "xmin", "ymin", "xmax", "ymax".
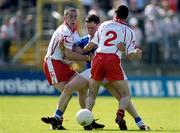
[{"xmin": 136, "ymin": 120, "xmax": 144, "ymax": 127}]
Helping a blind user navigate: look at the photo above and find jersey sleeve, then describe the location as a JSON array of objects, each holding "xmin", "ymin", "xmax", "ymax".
[
  {"xmin": 91, "ymin": 29, "xmax": 100, "ymax": 45},
  {"xmin": 125, "ymin": 29, "xmax": 136, "ymax": 54},
  {"xmin": 63, "ymin": 30, "xmax": 80, "ymax": 50},
  {"xmin": 75, "ymin": 36, "xmax": 90, "ymax": 49},
  {"xmin": 49, "ymin": 30, "xmax": 62, "ymax": 49}
]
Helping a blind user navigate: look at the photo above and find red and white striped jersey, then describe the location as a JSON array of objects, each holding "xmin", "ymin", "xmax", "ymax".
[
  {"xmin": 45, "ymin": 23, "xmax": 80, "ymax": 61},
  {"xmin": 91, "ymin": 19, "xmax": 136, "ymax": 59}
]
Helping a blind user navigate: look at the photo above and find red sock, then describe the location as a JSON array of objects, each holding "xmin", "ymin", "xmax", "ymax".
[{"xmin": 116, "ymin": 109, "xmax": 125, "ymax": 119}]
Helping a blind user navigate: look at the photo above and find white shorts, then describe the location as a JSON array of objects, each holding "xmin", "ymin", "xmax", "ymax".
[{"xmin": 80, "ymin": 68, "xmax": 91, "ymax": 80}]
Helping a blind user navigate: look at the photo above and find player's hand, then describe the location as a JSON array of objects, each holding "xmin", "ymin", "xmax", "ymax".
[
  {"xmin": 87, "ymin": 55, "xmax": 94, "ymax": 61},
  {"xmin": 135, "ymin": 48, "xmax": 142, "ymax": 59},
  {"xmin": 126, "ymin": 48, "xmax": 142, "ymax": 60},
  {"xmin": 117, "ymin": 42, "xmax": 125, "ymax": 52},
  {"xmin": 73, "ymin": 46, "xmax": 84, "ymax": 54}
]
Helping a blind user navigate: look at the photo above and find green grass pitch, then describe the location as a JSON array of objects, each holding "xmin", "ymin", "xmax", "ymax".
[{"xmin": 0, "ymin": 96, "xmax": 179, "ymax": 133}]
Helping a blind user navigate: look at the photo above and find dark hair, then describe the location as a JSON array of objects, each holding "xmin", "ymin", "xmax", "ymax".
[
  {"xmin": 115, "ymin": 5, "xmax": 129, "ymax": 19},
  {"xmin": 85, "ymin": 14, "xmax": 100, "ymax": 24}
]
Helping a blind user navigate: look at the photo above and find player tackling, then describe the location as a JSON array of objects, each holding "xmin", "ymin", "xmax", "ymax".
[
  {"xmin": 41, "ymin": 7, "xmax": 93, "ymax": 130},
  {"xmin": 84, "ymin": 5, "xmax": 150, "ymax": 130}
]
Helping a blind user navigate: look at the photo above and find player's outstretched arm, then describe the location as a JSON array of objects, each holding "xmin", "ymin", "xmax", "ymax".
[
  {"xmin": 73, "ymin": 46, "xmax": 85, "ymax": 54},
  {"xmin": 64, "ymin": 48, "xmax": 91, "ymax": 61}
]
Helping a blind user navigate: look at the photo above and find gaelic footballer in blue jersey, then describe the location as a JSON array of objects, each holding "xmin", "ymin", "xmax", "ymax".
[
  {"xmin": 73, "ymin": 35, "xmax": 97, "ymax": 69},
  {"xmin": 73, "ymin": 14, "xmax": 100, "ymax": 69}
]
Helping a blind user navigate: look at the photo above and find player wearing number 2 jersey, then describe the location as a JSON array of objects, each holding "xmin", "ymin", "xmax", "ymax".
[{"xmin": 84, "ymin": 5, "xmax": 150, "ymax": 130}]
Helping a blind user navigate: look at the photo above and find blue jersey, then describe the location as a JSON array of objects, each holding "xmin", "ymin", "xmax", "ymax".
[
  {"xmin": 76, "ymin": 35, "xmax": 90, "ymax": 49},
  {"xmin": 75, "ymin": 35, "xmax": 96, "ymax": 69}
]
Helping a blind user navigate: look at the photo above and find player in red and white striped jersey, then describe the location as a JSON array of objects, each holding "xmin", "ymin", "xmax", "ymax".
[
  {"xmin": 84, "ymin": 5, "xmax": 150, "ymax": 130},
  {"xmin": 65, "ymin": 14, "xmax": 149, "ymax": 130},
  {"xmin": 42, "ymin": 7, "xmax": 92, "ymax": 130}
]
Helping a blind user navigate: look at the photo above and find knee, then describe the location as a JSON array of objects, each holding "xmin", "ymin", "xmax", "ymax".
[
  {"xmin": 53, "ymin": 84, "xmax": 64, "ymax": 93},
  {"xmin": 120, "ymin": 95, "xmax": 131, "ymax": 103},
  {"xmin": 88, "ymin": 90, "xmax": 96, "ymax": 99},
  {"xmin": 121, "ymin": 88, "xmax": 131, "ymax": 97},
  {"xmin": 63, "ymin": 84, "xmax": 73, "ymax": 95}
]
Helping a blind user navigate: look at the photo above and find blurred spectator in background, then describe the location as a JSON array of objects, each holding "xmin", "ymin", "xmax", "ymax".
[
  {"xmin": 159, "ymin": 1, "xmax": 171, "ymax": 64},
  {"xmin": 128, "ymin": 0, "xmax": 148, "ymax": 13},
  {"xmin": 108, "ymin": 0, "xmax": 128, "ymax": 19},
  {"xmin": 0, "ymin": 15, "xmax": 15, "ymax": 63},
  {"xmin": 144, "ymin": 0, "xmax": 163, "ymax": 64},
  {"xmin": 0, "ymin": 0, "xmax": 179, "ymax": 66},
  {"xmin": 80, "ymin": 0, "xmax": 94, "ymax": 15},
  {"xmin": 88, "ymin": 3, "xmax": 107, "ymax": 22},
  {"xmin": 0, "ymin": 0, "xmax": 17, "ymax": 11},
  {"xmin": 10, "ymin": 10, "xmax": 25, "ymax": 47},
  {"xmin": 144, "ymin": 15, "xmax": 161, "ymax": 64},
  {"xmin": 144, "ymin": 0, "xmax": 163, "ymax": 18},
  {"xmin": 163, "ymin": 10, "xmax": 180, "ymax": 64},
  {"xmin": 24, "ymin": 14, "xmax": 34, "ymax": 39},
  {"xmin": 128, "ymin": 0, "xmax": 148, "ymax": 36},
  {"xmin": 161, "ymin": 0, "xmax": 178, "ymax": 12},
  {"xmin": 128, "ymin": 17, "xmax": 143, "ymax": 64},
  {"xmin": 129, "ymin": 17, "xmax": 143, "ymax": 48}
]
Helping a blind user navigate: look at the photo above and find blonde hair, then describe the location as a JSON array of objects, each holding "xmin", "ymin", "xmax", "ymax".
[{"xmin": 64, "ymin": 7, "xmax": 79, "ymax": 17}]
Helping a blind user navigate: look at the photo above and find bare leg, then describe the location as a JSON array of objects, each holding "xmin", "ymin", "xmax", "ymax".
[
  {"xmin": 42, "ymin": 74, "xmax": 89, "ymax": 129},
  {"xmin": 105, "ymin": 83, "xmax": 139, "ymax": 118},
  {"xmin": 67, "ymin": 75, "xmax": 88, "ymax": 108},
  {"xmin": 111, "ymin": 80, "xmax": 131, "ymax": 110},
  {"xmin": 53, "ymin": 82, "xmax": 67, "ymax": 93},
  {"xmin": 78, "ymin": 87, "xmax": 88, "ymax": 108},
  {"xmin": 58, "ymin": 75, "xmax": 88, "ymax": 112},
  {"xmin": 127, "ymin": 102, "xmax": 139, "ymax": 118},
  {"xmin": 41, "ymin": 81, "xmax": 67, "ymax": 129},
  {"xmin": 105, "ymin": 82, "xmax": 150, "ymax": 130},
  {"xmin": 86, "ymin": 79, "xmax": 101, "ymax": 110},
  {"xmin": 110, "ymin": 80, "xmax": 130, "ymax": 130},
  {"xmin": 53, "ymin": 81, "xmax": 68, "ymax": 112}
]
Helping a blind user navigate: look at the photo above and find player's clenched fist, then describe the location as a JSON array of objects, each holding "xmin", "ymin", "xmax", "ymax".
[
  {"xmin": 126, "ymin": 48, "xmax": 142, "ymax": 60},
  {"xmin": 135, "ymin": 48, "xmax": 142, "ymax": 59}
]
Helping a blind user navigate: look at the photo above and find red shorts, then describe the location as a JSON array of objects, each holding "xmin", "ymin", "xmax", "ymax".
[
  {"xmin": 43, "ymin": 58, "xmax": 75, "ymax": 85},
  {"xmin": 91, "ymin": 53, "xmax": 126, "ymax": 81}
]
